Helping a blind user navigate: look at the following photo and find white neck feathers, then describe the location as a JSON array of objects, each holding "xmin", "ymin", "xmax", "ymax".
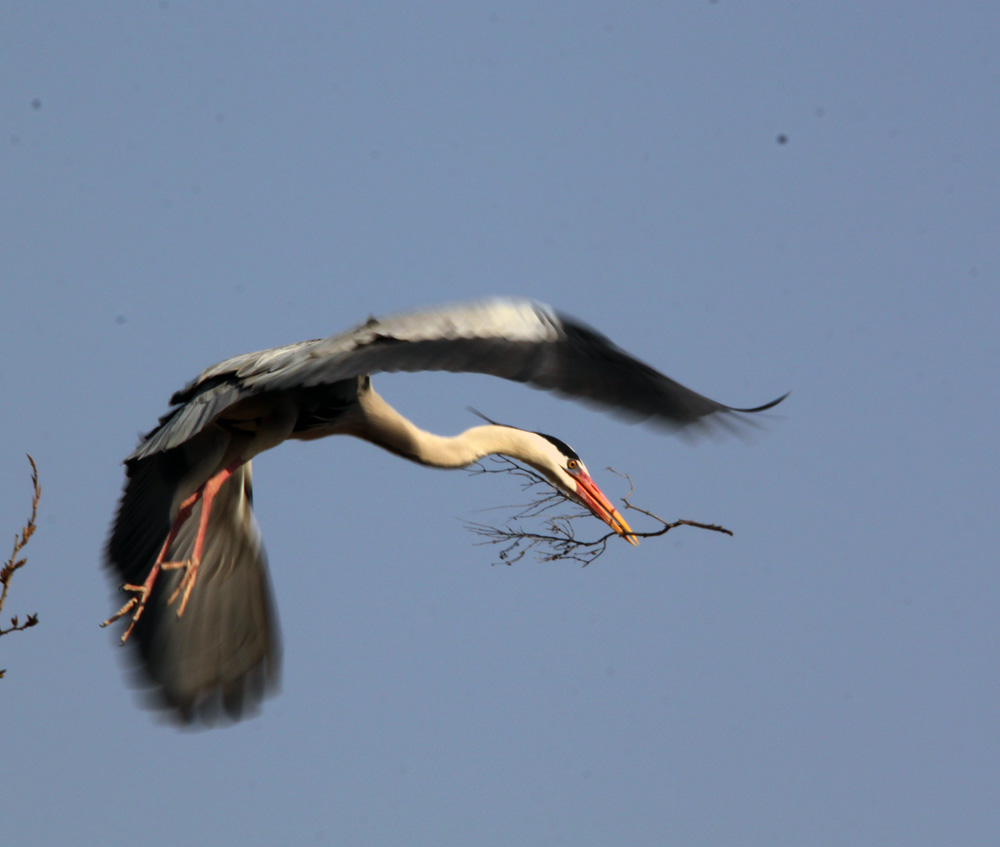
[{"xmin": 354, "ymin": 389, "xmax": 549, "ymax": 469}]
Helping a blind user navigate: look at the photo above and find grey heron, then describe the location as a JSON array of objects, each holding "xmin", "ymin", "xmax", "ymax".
[{"xmin": 103, "ymin": 298, "xmax": 785, "ymax": 722}]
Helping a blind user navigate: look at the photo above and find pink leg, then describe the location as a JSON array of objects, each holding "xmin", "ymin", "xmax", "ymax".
[
  {"xmin": 162, "ymin": 463, "xmax": 239, "ymax": 616},
  {"xmin": 102, "ymin": 461, "xmax": 242, "ymax": 644}
]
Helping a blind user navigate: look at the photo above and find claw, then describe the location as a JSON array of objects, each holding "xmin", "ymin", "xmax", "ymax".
[
  {"xmin": 101, "ymin": 555, "xmax": 199, "ymax": 645},
  {"xmin": 100, "ymin": 564, "xmax": 162, "ymax": 644},
  {"xmin": 163, "ymin": 557, "xmax": 201, "ymax": 618}
]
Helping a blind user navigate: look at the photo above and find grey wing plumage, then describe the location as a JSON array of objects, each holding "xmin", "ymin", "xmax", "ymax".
[
  {"xmin": 106, "ymin": 458, "xmax": 279, "ymax": 722},
  {"xmin": 130, "ymin": 298, "xmax": 785, "ymax": 461}
]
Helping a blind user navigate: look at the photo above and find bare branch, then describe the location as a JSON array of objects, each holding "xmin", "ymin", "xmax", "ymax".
[
  {"xmin": 0, "ymin": 456, "xmax": 41, "ymax": 674},
  {"xmin": 464, "ymin": 456, "xmax": 732, "ymax": 566}
]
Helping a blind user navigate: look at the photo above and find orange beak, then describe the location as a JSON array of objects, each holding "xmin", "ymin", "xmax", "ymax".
[{"xmin": 572, "ymin": 470, "xmax": 639, "ymax": 546}]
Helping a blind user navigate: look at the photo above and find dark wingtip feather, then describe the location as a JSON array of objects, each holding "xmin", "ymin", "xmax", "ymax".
[{"xmin": 728, "ymin": 391, "xmax": 790, "ymax": 414}]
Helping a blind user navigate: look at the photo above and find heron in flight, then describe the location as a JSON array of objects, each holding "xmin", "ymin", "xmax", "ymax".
[{"xmin": 104, "ymin": 298, "xmax": 785, "ymax": 722}]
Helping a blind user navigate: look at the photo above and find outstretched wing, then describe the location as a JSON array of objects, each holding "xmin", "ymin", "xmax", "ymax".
[
  {"xmin": 130, "ymin": 298, "xmax": 786, "ymax": 460},
  {"xmin": 106, "ymin": 458, "xmax": 280, "ymax": 723}
]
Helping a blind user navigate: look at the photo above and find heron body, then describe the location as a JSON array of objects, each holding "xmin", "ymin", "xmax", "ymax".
[{"xmin": 104, "ymin": 298, "xmax": 785, "ymax": 722}]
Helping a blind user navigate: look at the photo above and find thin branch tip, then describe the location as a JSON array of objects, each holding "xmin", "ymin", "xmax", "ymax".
[
  {"xmin": 464, "ymin": 456, "xmax": 733, "ymax": 566},
  {"xmin": 0, "ymin": 456, "xmax": 42, "ymax": 646}
]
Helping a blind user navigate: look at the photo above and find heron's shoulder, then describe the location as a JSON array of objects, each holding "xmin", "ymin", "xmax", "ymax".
[{"xmin": 169, "ymin": 339, "xmax": 325, "ymax": 405}]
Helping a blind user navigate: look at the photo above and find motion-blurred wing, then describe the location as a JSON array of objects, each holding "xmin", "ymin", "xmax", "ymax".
[
  {"xmin": 131, "ymin": 298, "xmax": 785, "ymax": 460},
  {"xmin": 106, "ymin": 459, "xmax": 280, "ymax": 722}
]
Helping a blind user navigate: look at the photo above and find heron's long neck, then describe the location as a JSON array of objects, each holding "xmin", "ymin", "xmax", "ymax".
[{"xmin": 355, "ymin": 389, "xmax": 535, "ymax": 469}]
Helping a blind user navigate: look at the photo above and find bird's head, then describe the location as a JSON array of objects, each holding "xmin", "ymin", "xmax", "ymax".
[{"xmin": 519, "ymin": 430, "xmax": 639, "ymax": 546}]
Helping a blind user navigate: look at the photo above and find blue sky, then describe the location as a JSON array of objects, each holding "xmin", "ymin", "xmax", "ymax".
[{"xmin": 2, "ymin": 3, "xmax": 998, "ymax": 845}]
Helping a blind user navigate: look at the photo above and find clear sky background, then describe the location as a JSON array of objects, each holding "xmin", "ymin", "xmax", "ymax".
[{"xmin": 2, "ymin": 3, "xmax": 997, "ymax": 845}]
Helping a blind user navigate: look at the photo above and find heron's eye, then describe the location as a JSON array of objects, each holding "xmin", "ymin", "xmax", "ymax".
[{"xmin": 566, "ymin": 459, "xmax": 579, "ymax": 471}]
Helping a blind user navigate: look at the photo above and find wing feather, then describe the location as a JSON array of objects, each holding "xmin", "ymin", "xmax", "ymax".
[
  {"xmin": 106, "ymin": 459, "xmax": 280, "ymax": 722},
  {"xmin": 129, "ymin": 298, "xmax": 784, "ymax": 460}
]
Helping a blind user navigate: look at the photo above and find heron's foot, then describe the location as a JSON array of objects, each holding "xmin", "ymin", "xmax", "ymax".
[
  {"xmin": 163, "ymin": 557, "xmax": 201, "ymax": 619},
  {"xmin": 101, "ymin": 565, "xmax": 162, "ymax": 644}
]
